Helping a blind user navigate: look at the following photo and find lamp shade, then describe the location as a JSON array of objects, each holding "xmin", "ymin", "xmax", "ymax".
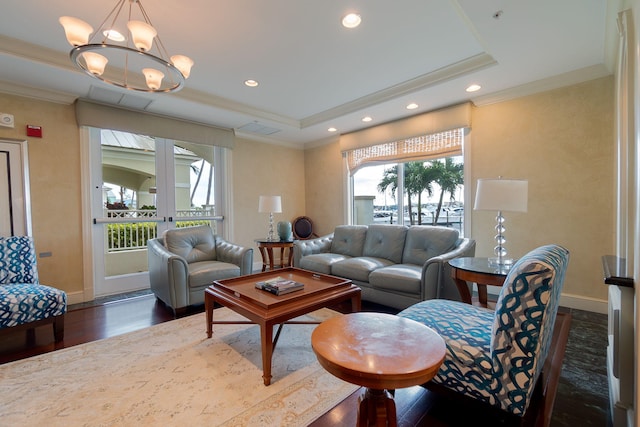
[
  {"xmin": 142, "ymin": 68, "xmax": 164, "ymax": 90},
  {"xmin": 127, "ymin": 20, "xmax": 157, "ymax": 51},
  {"xmin": 59, "ymin": 16, "xmax": 94, "ymax": 46},
  {"xmin": 170, "ymin": 55, "xmax": 194, "ymax": 78},
  {"xmin": 82, "ymin": 52, "xmax": 108, "ymax": 75},
  {"xmin": 474, "ymin": 179, "xmax": 528, "ymax": 212},
  {"xmin": 258, "ymin": 195, "xmax": 282, "ymax": 213}
]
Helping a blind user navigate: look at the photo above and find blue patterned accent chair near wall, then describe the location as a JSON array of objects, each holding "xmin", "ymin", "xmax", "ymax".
[
  {"xmin": 398, "ymin": 244, "xmax": 569, "ymax": 419},
  {"xmin": 0, "ymin": 236, "xmax": 67, "ymax": 342}
]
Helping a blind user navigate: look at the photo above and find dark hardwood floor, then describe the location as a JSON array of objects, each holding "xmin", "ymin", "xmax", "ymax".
[{"xmin": 0, "ymin": 293, "xmax": 609, "ymax": 427}]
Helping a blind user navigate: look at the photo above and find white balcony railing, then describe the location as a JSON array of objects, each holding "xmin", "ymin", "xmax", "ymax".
[{"xmin": 104, "ymin": 207, "xmax": 218, "ymax": 252}]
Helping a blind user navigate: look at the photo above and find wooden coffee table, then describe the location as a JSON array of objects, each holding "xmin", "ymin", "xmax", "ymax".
[
  {"xmin": 205, "ymin": 267, "xmax": 361, "ymax": 386},
  {"xmin": 312, "ymin": 312, "xmax": 445, "ymax": 427}
]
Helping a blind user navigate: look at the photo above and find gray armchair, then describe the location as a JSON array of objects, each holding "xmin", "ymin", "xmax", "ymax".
[{"xmin": 147, "ymin": 225, "xmax": 253, "ymax": 315}]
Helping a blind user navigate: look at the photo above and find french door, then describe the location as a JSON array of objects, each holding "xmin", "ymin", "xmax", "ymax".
[
  {"xmin": 86, "ymin": 128, "xmax": 226, "ymax": 297},
  {"xmin": 0, "ymin": 139, "xmax": 31, "ymax": 237}
]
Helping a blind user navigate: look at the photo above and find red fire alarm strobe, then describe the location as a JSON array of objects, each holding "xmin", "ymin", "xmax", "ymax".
[{"xmin": 26, "ymin": 125, "xmax": 42, "ymax": 138}]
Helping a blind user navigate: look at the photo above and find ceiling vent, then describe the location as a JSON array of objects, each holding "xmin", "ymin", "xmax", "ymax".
[
  {"xmin": 88, "ymin": 85, "xmax": 153, "ymax": 110},
  {"xmin": 237, "ymin": 122, "xmax": 281, "ymax": 135}
]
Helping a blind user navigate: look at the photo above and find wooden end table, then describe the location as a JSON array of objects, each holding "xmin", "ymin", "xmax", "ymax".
[
  {"xmin": 449, "ymin": 257, "xmax": 510, "ymax": 307},
  {"xmin": 311, "ymin": 312, "xmax": 445, "ymax": 427},
  {"xmin": 205, "ymin": 267, "xmax": 361, "ymax": 386},
  {"xmin": 255, "ymin": 239, "xmax": 294, "ymax": 271}
]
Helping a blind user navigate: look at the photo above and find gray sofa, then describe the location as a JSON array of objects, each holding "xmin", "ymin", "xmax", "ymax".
[
  {"xmin": 147, "ymin": 225, "xmax": 253, "ymax": 314},
  {"xmin": 293, "ymin": 224, "xmax": 475, "ymax": 310}
]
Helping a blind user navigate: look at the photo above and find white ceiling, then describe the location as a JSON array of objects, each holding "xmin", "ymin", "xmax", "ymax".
[{"xmin": 0, "ymin": 0, "xmax": 619, "ymax": 146}]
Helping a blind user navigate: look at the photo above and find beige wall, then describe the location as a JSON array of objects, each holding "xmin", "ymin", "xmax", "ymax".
[
  {"xmin": 303, "ymin": 140, "xmax": 344, "ymax": 237},
  {"xmin": 304, "ymin": 76, "xmax": 615, "ymax": 306},
  {"xmin": 471, "ymin": 76, "xmax": 614, "ymax": 302},
  {"xmin": 231, "ymin": 137, "xmax": 306, "ymax": 251},
  {"xmin": 0, "ymin": 94, "xmax": 84, "ymax": 296}
]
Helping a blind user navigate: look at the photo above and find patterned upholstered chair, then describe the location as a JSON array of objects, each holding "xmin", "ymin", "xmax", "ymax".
[
  {"xmin": 0, "ymin": 236, "xmax": 67, "ymax": 342},
  {"xmin": 398, "ymin": 244, "xmax": 569, "ymax": 421}
]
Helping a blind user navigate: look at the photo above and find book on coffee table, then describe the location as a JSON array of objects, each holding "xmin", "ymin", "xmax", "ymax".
[{"xmin": 255, "ymin": 276, "xmax": 304, "ymax": 295}]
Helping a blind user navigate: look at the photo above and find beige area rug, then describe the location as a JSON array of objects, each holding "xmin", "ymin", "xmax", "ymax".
[{"xmin": 0, "ymin": 308, "xmax": 359, "ymax": 426}]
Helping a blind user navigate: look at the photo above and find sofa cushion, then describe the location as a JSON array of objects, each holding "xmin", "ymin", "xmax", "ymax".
[
  {"xmin": 331, "ymin": 257, "xmax": 394, "ymax": 282},
  {"xmin": 330, "ymin": 225, "xmax": 368, "ymax": 257},
  {"xmin": 164, "ymin": 225, "xmax": 217, "ymax": 263},
  {"xmin": 187, "ymin": 261, "xmax": 240, "ymax": 288},
  {"xmin": 369, "ymin": 264, "xmax": 422, "ymax": 294},
  {"xmin": 402, "ymin": 226, "xmax": 459, "ymax": 265},
  {"xmin": 362, "ymin": 224, "xmax": 407, "ymax": 263},
  {"xmin": 299, "ymin": 253, "xmax": 349, "ymax": 275}
]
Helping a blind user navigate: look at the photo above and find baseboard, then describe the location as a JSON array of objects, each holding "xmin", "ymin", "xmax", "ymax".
[
  {"xmin": 559, "ymin": 293, "xmax": 608, "ymax": 314},
  {"xmin": 66, "ymin": 290, "xmax": 87, "ymax": 305},
  {"xmin": 485, "ymin": 286, "xmax": 608, "ymax": 314}
]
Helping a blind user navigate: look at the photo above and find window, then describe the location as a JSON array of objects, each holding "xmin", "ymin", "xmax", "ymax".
[{"xmin": 352, "ymin": 155, "xmax": 464, "ymax": 234}]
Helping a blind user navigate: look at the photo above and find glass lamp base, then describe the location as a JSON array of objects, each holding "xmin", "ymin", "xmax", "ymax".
[{"xmin": 488, "ymin": 257, "xmax": 514, "ymax": 267}]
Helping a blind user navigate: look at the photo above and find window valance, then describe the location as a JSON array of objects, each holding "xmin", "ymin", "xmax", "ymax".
[
  {"xmin": 345, "ymin": 128, "xmax": 464, "ymax": 173},
  {"xmin": 340, "ymin": 102, "xmax": 471, "ymax": 173},
  {"xmin": 75, "ymin": 99, "xmax": 235, "ymax": 148},
  {"xmin": 339, "ymin": 102, "xmax": 471, "ymax": 153}
]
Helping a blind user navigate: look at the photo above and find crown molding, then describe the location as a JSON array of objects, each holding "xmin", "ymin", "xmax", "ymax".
[
  {"xmin": 471, "ymin": 64, "xmax": 612, "ymax": 107},
  {"xmin": 0, "ymin": 79, "xmax": 77, "ymax": 104},
  {"xmin": 301, "ymin": 52, "xmax": 497, "ymax": 129}
]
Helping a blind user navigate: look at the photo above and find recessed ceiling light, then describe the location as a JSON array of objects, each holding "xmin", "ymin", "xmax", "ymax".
[
  {"xmin": 342, "ymin": 13, "xmax": 361, "ymax": 29},
  {"xmin": 328, "ymin": 127, "xmax": 337, "ymax": 132},
  {"xmin": 406, "ymin": 103, "xmax": 419, "ymax": 110},
  {"xmin": 103, "ymin": 29, "xmax": 125, "ymax": 42},
  {"xmin": 362, "ymin": 116, "xmax": 372, "ymax": 122},
  {"xmin": 466, "ymin": 84, "xmax": 481, "ymax": 92},
  {"xmin": 244, "ymin": 79, "xmax": 259, "ymax": 87}
]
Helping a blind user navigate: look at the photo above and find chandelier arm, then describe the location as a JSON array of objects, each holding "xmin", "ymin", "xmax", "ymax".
[
  {"xmin": 91, "ymin": 0, "xmax": 127, "ymax": 44},
  {"xmin": 135, "ymin": 1, "xmax": 173, "ymax": 65}
]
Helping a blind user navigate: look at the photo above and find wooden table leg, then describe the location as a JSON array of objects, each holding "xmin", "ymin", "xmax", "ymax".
[
  {"xmin": 351, "ymin": 294, "xmax": 362, "ymax": 312},
  {"xmin": 358, "ymin": 388, "xmax": 397, "ymax": 427},
  {"xmin": 266, "ymin": 247, "xmax": 274, "ymax": 270},
  {"xmin": 205, "ymin": 291, "xmax": 214, "ymax": 338},
  {"xmin": 260, "ymin": 322, "xmax": 274, "ymax": 386},
  {"xmin": 258, "ymin": 246, "xmax": 268, "ymax": 271},
  {"xmin": 477, "ymin": 284, "xmax": 488, "ymax": 307},
  {"xmin": 453, "ymin": 277, "xmax": 472, "ymax": 304}
]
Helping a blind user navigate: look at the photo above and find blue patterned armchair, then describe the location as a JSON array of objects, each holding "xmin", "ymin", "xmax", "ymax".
[
  {"xmin": 0, "ymin": 236, "xmax": 67, "ymax": 342},
  {"xmin": 398, "ymin": 244, "xmax": 569, "ymax": 420}
]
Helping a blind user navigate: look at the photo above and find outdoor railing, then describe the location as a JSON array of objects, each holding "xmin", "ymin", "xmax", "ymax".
[{"xmin": 104, "ymin": 208, "xmax": 217, "ymax": 252}]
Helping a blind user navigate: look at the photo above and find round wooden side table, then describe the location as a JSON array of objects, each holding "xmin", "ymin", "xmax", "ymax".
[
  {"xmin": 311, "ymin": 312, "xmax": 445, "ymax": 427},
  {"xmin": 449, "ymin": 257, "xmax": 510, "ymax": 307},
  {"xmin": 255, "ymin": 239, "xmax": 294, "ymax": 271}
]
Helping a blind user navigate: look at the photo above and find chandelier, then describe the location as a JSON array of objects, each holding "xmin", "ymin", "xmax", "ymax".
[{"xmin": 59, "ymin": 0, "xmax": 194, "ymax": 93}]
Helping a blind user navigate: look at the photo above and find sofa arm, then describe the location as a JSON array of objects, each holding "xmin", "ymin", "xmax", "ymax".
[
  {"xmin": 147, "ymin": 238, "xmax": 190, "ymax": 310},
  {"xmin": 292, "ymin": 233, "xmax": 334, "ymax": 266},
  {"xmin": 215, "ymin": 237, "xmax": 254, "ymax": 275},
  {"xmin": 421, "ymin": 238, "xmax": 476, "ymax": 301}
]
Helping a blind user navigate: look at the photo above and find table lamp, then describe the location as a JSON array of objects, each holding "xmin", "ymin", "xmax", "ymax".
[
  {"xmin": 473, "ymin": 178, "xmax": 528, "ymax": 266},
  {"xmin": 258, "ymin": 195, "xmax": 282, "ymax": 241}
]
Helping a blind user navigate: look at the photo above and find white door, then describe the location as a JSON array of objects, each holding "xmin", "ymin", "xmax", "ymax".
[
  {"xmin": 0, "ymin": 139, "xmax": 31, "ymax": 237},
  {"xmin": 87, "ymin": 128, "xmax": 224, "ymax": 297}
]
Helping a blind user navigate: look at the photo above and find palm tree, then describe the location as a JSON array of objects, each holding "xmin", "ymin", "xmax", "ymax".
[
  {"xmin": 378, "ymin": 163, "xmax": 435, "ymax": 224},
  {"xmin": 427, "ymin": 158, "xmax": 464, "ymax": 224}
]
